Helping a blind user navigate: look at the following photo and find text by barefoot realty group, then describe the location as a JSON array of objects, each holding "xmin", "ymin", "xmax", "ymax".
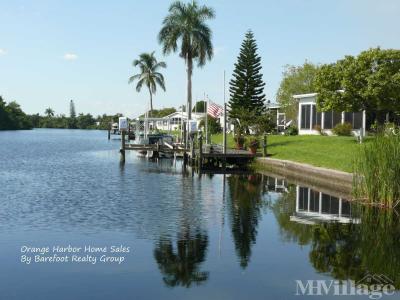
[{"xmin": 20, "ymin": 245, "xmax": 130, "ymax": 265}]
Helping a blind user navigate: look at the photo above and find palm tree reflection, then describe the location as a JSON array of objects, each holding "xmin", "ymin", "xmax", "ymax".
[{"xmin": 154, "ymin": 232, "xmax": 209, "ymax": 287}]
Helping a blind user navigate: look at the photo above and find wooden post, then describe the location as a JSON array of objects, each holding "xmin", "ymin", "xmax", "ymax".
[
  {"xmin": 120, "ymin": 130, "xmax": 126, "ymax": 163},
  {"xmin": 198, "ymin": 133, "xmax": 203, "ymax": 170},
  {"xmin": 263, "ymin": 134, "xmax": 267, "ymax": 157},
  {"xmin": 127, "ymin": 120, "xmax": 131, "ymax": 142},
  {"xmin": 190, "ymin": 138, "xmax": 195, "ymax": 165},
  {"xmin": 183, "ymin": 121, "xmax": 187, "ymax": 148},
  {"xmin": 108, "ymin": 123, "xmax": 111, "ymax": 140}
]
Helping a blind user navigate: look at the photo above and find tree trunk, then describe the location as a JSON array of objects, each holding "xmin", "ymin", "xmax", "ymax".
[
  {"xmin": 149, "ymin": 88, "xmax": 153, "ymax": 118},
  {"xmin": 186, "ymin": 55, "xmax": 193, "ymax": 121}
]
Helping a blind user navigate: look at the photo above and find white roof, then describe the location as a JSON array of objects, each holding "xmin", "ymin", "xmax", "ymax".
[
  {"xmin": 293, "ymin": 93, "xmax": 318, "ymax": 99},
  {"xmin": 267, "ymin": 103, "xmax": 281, "ymax": 109},
  {"xmin": 162, "ymin": 111, "xmax": 206, "ymax": 120}
]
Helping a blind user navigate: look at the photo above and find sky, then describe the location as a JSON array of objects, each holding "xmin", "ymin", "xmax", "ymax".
[{"xmin": 1, "ymin": 0, "xmax": 400, "ymax": 118}]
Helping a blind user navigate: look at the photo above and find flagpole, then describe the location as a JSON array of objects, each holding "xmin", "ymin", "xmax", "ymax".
[
  {"xmin": 205, "ymin": 92, "xmax": 208, "ymax": 144},
  {"xmin": 223, "ymin": 70, "xmax": 227, "ymax": 154}
]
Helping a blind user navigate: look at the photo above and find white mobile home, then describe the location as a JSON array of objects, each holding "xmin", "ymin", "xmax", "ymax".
[{"xmin": 294, "ymin": 93, "xmax": 366, "ymax": 136}]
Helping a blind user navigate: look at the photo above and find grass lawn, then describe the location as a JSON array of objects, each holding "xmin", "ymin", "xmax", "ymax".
[{"xmin": 211, "ymin": 133, "xmax": 369, "ymax": 173}]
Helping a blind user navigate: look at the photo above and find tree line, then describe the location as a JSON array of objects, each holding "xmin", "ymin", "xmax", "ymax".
[{"xmin": 0, "ymin": 96, "xmax": 33, "ymax": 130}]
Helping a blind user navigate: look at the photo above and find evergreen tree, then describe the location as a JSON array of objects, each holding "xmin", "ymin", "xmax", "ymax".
[
  {"xmin": 229, "ymin": 31, "xmax": 266, "ymax": 120},
  {"xmin": 69, "ymin": 100, "xmax": 77, "ymax": 129},
  {"xmin": 69, "ymin": 100, "xmax": 76, "ymax": 118}
]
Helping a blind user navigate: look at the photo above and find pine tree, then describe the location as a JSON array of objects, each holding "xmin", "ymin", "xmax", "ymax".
[
  {"xmin": 69, "ymin": 100, "xmax": 77, "ymax": 129},
  {"xmin": 229, "ymin": 31, "xmax": 266, "ymax": 120},
  {"xmin": 69, "ymin": 100, "xmax": 76, "ymax": 118}
]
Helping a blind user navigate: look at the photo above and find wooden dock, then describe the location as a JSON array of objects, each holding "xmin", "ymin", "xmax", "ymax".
[{"xmin": 117, "ymin": 131, "xmax": 259, "ymax": 170}]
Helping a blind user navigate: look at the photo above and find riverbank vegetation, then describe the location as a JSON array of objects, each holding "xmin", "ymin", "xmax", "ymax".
[
  {"xmin": 0, "ymin": 96, "xmax": 33, "ymax": 130},
  {"xmin": 353, "ymin": 127, "xmax": 400, "ymax": 207}
]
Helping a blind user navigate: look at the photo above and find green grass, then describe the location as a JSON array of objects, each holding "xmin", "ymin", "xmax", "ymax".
[{"xmin": 211, "ymin": 133, "xmax": 370, "ymax": 172}]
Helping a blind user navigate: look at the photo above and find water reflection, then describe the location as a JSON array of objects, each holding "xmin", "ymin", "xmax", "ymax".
[
  {"xmin": 292, "ymin": 186, "xmax": 360, "ymax": 224},
  {"xmin": 154, "ymin": 231, "xmax": 209, "ymax": 287},
  {"xmin": 265, "ymin": 173, "xmax": 400, "ymax": 288},
  {"xmin": 227, "ymin": 174, "xmax": 269, "ymax": 269}
]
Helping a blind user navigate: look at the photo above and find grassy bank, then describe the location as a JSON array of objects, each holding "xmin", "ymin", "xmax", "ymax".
[{"xmin": 211, "ymin": 134, "xmax": 369, "ymax": 173}]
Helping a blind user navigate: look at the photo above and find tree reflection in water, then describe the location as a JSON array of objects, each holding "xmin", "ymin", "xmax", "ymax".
[
  {"xmin": 227, "ymin": 174, "xmax": 268, "ymax": 269},
  {"xmin": 154, "ymin": 232, "xmax": 209, "ymax": 287}
]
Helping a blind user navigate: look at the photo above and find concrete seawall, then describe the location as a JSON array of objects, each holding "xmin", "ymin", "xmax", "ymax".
[{"xmin": 256, "ymin": 157, "xmax": 353, "ymax": 196}]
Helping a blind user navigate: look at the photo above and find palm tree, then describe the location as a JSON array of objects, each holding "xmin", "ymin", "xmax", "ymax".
[
  {"xmin": 44, "ymin": 107, "xmax": 54, "ymax": 118},
  {"xmin": 158, "ymin": 1, "xmax": 215, "ymax": 121},
  {"xmin": 129, "ymin": 51, "xmax": 166, "ymax": 117}
]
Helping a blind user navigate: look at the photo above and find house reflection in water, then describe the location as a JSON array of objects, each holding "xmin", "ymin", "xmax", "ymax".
[{"xmin": 291, "ymin": 186, "xmax": 360, "ymax": 224}]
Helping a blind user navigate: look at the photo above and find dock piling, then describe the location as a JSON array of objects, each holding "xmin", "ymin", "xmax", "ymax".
[
  {"xmin": 120, "ymin": 130, "xmax": 126, "ymax": 163},
  {"xmin": 198, "ymin": 133, "xmax": 203, "ymax": 170}
]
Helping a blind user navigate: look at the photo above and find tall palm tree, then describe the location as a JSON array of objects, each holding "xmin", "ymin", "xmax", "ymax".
[
  {"xmin": 44, "ymin": 107, "xmax": 54, "ymax": 118},
  {"xmin": 158, "ymin": 1, "xmax": 215, "ymax": 120},
  {"xmin": 129, "ymin": 51, "xmax": 166, "ymax": 117}
]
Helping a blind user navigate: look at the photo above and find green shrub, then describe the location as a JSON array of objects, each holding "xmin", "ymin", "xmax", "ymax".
[
  {"xmin": 285, "ymin": 125, "xmax": 298, "ymax": 136},
  {"xmin": 332, "ymin": 122, "xmax": 352, "ymax": 136}
]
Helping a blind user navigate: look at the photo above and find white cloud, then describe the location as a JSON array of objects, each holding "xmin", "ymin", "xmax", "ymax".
[
  {"xmin": 0, "ymin": 48, "xmax": 7, "ymax": 56},
  {"xmin": 63, "ymin": 53, "xmax": 78, "ymax": 61}
]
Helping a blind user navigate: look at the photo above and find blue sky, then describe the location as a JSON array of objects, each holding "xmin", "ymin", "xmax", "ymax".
[{"xmin": 1, "ymin": 0, "xmax": 399, "ymax": 117}]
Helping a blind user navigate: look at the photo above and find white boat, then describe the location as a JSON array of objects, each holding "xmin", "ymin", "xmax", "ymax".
[{"xmin": 136, "ymin": 133, "xmax": 174, "ymax": 159}]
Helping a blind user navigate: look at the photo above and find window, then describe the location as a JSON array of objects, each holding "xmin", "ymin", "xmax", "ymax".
[
  {"xmin": 324, "ymin": 111, "xmax": 333, "ymax": 129},
  {"xmin": 344, "ymin": 112, "xmax": 363, "ymax": 129},
  {"xmin": 333, "ymin": 112, "xmax": 342, "ymax": 127},
  {"xmin": 301, "ymin": 105, "xmax": 311, "ymax": 129},
  {"xmin": 353, "ymin": 112, "xmax": 363, "ymax": 129},
  {"xmin": 344, "ymin": 112, "xmax": 353, "ymax": 126},
  {"xmin": 298, "ymin": 187, "xmax": 309, "ymax": 210},
  {"xmin": 321, "ymin": 194, "xmax": 340, "ymax": 215},
  {"xmin": 341, "ymin": 200, "xmax": 351, "ymax": 217},
  {"xmin": 324, "ymin": 111, "xmax": 342, "ymax": 129},
  {"xmin": 309, "ymin": 190, "xmax": 320, "ymax": 212},
  {"xmin": 312, "ymin": 105, "xmax": 322, "ymax": 128}
]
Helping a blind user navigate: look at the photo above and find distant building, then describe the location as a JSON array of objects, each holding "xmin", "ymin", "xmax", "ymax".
[{"xmin": 157, "ymin": 112, "xmax": 206, "ymax": 131}]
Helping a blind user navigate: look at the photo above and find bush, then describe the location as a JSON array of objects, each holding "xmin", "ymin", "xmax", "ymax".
[
  {"xmin": 285, "ymin": 125, "xmax": 298, "ymax": 136},
  {"xmin": 332, "ymin": 122, "xmax": 352, "ymax": 136}
]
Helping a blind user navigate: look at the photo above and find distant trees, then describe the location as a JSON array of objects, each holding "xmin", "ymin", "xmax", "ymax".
[
  {"xmin": 276, "ymin": 61, "xmax": 319, "ymax": 121},
  {"xmin": 159, "ymin": 0, "xmax": 215, "ymax": 121},
  {"xmin": 0, "ymin": 96, "xmax": 33, "ymax": 130},
  {"xmin": 314, "ymin": 48, "xmax": 400, "ymax": 120},
  {"xmin": 129, "ymin": 52, "xmax": 167, "ymax": 116},
  {"xmin": 229, "ymin": 31, "xmax": 266, "ymax": 121},
  {"xmin": 192, "ymin": 100, "xmax": 206, "ymax": 113}
]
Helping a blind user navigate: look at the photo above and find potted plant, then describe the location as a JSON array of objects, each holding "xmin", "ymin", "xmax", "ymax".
[{"xmin": 248, "ymin": 137, "xmax": 259, "ymax": 154}]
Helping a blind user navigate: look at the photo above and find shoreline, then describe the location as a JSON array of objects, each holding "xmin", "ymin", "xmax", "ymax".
[{"xmin": 255, "ymin": 157, "xmax": 353, "ymax": 196}]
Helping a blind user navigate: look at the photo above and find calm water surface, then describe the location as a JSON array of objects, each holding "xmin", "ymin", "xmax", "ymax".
[{"xmin": 0, "ymin": 129, "xmax": 399, "ymax": 299}]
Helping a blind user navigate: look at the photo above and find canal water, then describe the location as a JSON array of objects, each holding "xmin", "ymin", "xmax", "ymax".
[{"xmin": 0, "ymin": 129, "xmax": 399, "ymax": 299}]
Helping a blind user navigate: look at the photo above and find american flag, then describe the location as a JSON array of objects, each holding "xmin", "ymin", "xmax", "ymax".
[{"xmin": 207, "ymin": 101, "xmax": 223, "ymax": 118}]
